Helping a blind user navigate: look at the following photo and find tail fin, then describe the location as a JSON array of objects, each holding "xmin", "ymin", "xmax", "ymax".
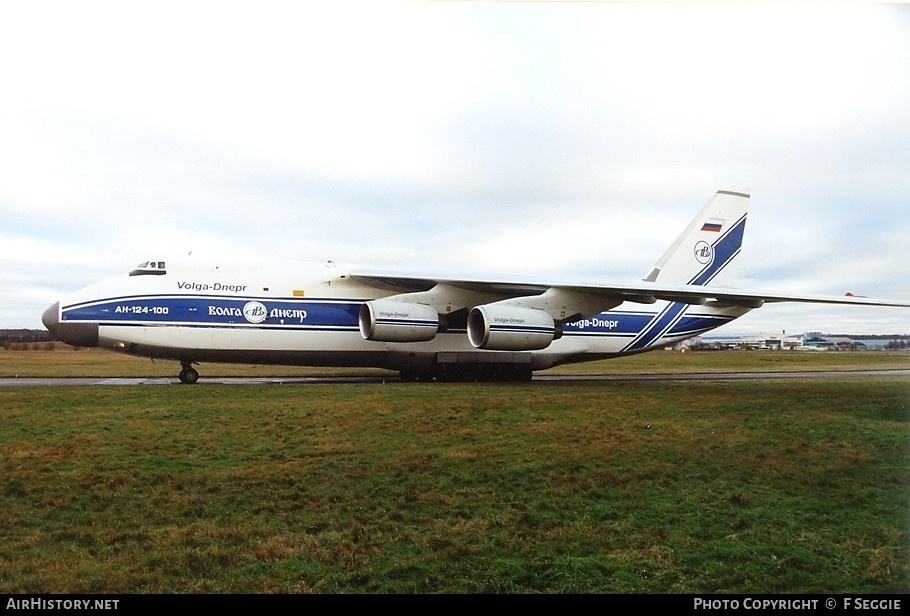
[{"xmin": 644, "ymin": 188, "xmax": 750, "ymax": 287}]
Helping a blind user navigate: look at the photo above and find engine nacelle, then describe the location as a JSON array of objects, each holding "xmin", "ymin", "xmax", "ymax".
[
  {"xmin": 359, "ymin": 300, "xmax": 439, "ymax": 343},
  {"xmin": 467, "ymin": 305, "xmax": 556, "ymax": 351}
]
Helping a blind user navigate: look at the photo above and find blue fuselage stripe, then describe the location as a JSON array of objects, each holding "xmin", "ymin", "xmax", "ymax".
[
  {"xmin": 62, "ymin": 295, "xmax": 363, "ymax": 329},
  {"xmin": 61, "ymin": 295, "xmax": 737, "ymax": 351}
]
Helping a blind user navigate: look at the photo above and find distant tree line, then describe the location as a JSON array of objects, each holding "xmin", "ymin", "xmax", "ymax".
[
  {"xmin": 1, "ymin": 329, "xmax": 55, "ymax": 351},
  {"xmin": 827, "ymin": 334, "xmax": 910, "ymax": 351},
  {"xmin": 828, "ymin": 334, "xmax": 910, "ymax": 340}
]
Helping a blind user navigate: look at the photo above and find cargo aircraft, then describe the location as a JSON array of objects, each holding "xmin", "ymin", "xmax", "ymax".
[{"xmin": 42, "ymin": 189, "xmax": 909, "ymax": 382}]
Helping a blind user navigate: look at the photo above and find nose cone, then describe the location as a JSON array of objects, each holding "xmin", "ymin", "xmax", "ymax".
[
  {"xmin": 42, "ymin": 302, "xmax": 61, "ymax": 338},
  {"xmin": 41, "ymin": 302, "xmax": 99, "ymax": 348}
]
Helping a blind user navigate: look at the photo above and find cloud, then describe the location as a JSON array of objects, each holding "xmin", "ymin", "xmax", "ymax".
[{"xmin": 0, "ymin": 1, "xmax": 907, "ymax": 334}]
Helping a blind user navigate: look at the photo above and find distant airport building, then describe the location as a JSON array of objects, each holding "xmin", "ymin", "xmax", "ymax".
[
  {"xmin": 800, "ymin": 334, "xmax": 854, "ymax": 350},
  {"xmin": 696, "ymin": 332, "xmax": 907, "ymax": 351},
  {"xmin": 699, "ymin": 332, "xmax": 804, "ymax": 350}
]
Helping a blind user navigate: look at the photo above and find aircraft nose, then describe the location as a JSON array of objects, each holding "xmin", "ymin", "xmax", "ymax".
[
  {"xmin": 41, "ymin": 302, "xmax": 99, "ymax": 347},
  {"xmin": 42, "ymin": 302, "xmax": 61, "ymax": 338}
]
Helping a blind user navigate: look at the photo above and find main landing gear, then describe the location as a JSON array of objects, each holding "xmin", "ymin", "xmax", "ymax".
[{"xmin": 178, "ymin": 361, "xmax": 199, "ymax": 384}]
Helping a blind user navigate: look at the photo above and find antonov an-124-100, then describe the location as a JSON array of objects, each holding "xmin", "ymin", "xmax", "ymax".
[{"xmin": 42, "ymin": 189, "xmax": 909, "ymax": 382}]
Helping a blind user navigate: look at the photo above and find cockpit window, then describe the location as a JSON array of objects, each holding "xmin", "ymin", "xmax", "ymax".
[{"xmin": 129, "ymin": 260, "xmax": 167, "ymax": 276}]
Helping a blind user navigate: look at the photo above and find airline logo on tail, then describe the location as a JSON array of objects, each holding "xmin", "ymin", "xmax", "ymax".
[{"xmin": 694, "ymin": 241, "xmax": 713, "ymax": 265}]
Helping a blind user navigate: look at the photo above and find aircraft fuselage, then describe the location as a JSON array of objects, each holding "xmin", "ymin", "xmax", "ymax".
[{"xmin": 42, "ymin": 260, "xmax": 748, "ymax": 381}]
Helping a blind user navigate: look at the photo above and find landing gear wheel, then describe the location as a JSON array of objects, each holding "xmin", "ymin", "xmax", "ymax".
[{"xmin": 178, "ymin": 363, "xmax": 199, "ymax": 384}]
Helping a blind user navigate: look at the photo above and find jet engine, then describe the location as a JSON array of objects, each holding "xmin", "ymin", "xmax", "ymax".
[
  {"xmin": 467, "ymin": 305, "xmax": 558, "ymax": 351},
  {"xmin": 359, "ymin": 299, "xmax": 439, "ymax": 342}
]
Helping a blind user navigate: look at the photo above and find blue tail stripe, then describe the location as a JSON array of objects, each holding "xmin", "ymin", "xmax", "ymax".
[
  {"xmin": 689, "ymin": 214, "xmax": 746, "ymax": 286},
  {"xmin": 622, "ymin": 301, "xmax": 688, "ymax": 352},
  {"xmin": 613, "ymin": 213, "xmax": 748, "ymax": 352}
]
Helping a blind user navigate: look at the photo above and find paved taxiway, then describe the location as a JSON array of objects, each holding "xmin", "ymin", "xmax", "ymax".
[{"xmin": 1, "ymin": 369, "xmax": 907, "ymax": 387}]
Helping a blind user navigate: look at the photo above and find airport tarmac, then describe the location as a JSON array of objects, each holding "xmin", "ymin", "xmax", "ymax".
[{"xmin": 1, "ymin": 369, "xmax": 908, "ymax": 387}]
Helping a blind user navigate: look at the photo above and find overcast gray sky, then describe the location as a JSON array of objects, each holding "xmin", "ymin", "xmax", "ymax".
[{"xmin": 1, "ymin": 1, "xmax": 908, "ymax": 335}]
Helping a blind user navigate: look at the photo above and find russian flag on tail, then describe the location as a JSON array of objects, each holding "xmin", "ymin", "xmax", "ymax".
[{"xmin": 701, "ymin": 218, "xmax": 724, "ymax": 232}]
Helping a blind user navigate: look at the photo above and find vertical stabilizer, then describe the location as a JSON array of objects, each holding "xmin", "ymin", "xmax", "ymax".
[{"xmin": 644, "ymin": 189, "xmax": 750, "ymax": 287}]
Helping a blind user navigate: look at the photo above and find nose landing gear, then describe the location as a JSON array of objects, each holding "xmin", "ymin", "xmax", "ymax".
[{"xmin": 178, "ymin": 362, "xmax": 199, "ymax": 384}]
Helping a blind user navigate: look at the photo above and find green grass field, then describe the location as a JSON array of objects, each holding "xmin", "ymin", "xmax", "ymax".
[
  {"xmin": 0, "ymin": 350, "xmax": 908, "ymax": 593},
  {"xmin": 1, "ymin": 347, "xmax": 908, "ymax": 378}
]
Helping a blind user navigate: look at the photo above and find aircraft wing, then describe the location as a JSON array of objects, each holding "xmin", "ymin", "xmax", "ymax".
[{"xmin": 349, "ymin": 268, "xmax": 910, "ymax": 317}]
